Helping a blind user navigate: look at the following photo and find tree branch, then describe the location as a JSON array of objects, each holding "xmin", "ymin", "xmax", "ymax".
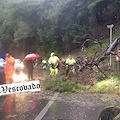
[{"xmin": 90, "ymin": 35, "xmax": 120, "ymax": 66}]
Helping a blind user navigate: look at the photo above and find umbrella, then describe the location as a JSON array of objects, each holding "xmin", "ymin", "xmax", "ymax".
[{"xmin": 24, "ymin": 53, "xmax": 40, "ymax": 60}]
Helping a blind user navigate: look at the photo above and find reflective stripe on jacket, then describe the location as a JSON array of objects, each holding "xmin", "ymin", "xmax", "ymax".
[{"xmin": 5, "ymin": 56, "xmax": 15, "ymax": 74}]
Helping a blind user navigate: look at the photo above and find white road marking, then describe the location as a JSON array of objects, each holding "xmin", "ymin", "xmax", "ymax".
[{"xmin": 34, "ymin": 92, "xmax": 59, "ymax": 120}]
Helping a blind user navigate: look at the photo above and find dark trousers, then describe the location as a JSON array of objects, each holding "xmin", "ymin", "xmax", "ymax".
[
  {"xmin": 0, "ymin": 71, "xmax": 5, "ymax": 84},
  {"xmin": 28, "ymin": 69, "xmax": 33, "ymax": 80}
]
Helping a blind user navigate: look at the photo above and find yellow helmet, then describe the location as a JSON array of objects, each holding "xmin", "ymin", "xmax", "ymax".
[{"xmin": 51, "ymin": 52, "xmax": 55, "ymax": 57}]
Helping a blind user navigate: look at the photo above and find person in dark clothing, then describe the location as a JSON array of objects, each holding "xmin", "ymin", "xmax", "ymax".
[{"xmin": 26, "ymin": 59, "xmax": 34, "ymax": 80}]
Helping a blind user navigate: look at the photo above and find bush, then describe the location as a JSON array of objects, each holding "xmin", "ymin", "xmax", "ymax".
[
  {"xmin": 42, "ymin": 75, "xmax": 90, "ymax": 93},
  {"xmin": 43, "ymin": 75, "xmax": 120, "ymax": 94},
  {"xmin": 89, "ymin": 76, "xmax": 120, "ymax": 93}
]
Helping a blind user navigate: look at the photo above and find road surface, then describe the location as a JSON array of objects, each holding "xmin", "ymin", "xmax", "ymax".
[
  {"xmin": 0, "ymin": 91, "xmax": 120, "ymax": 120},
  {"xmin": 0, "ymin": 66, "xmax": 120, "ymax": 120}
]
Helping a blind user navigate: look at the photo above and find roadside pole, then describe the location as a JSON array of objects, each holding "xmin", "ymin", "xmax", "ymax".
[{"xmin": 107, "ymin": 24, "xmax": 114, "ymax": 67}]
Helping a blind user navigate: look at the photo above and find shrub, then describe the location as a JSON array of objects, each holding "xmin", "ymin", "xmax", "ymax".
[
  {"xmin": 89, "ymin": 76, "xmax": 120, "ymax": 93},
  {"xmin": 42, "ymin": 75, "xmax": 90, "ymax": 93}
]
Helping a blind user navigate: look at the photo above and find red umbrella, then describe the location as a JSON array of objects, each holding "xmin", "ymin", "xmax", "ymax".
[{"xmin": 24, "ymin": 53, "xmax": 40, "ymax": 60}]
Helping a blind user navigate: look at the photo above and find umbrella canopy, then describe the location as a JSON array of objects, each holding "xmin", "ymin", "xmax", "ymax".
[{"xmin": 24, "ymin": 53, "xmax": 40, "ymax": 60}]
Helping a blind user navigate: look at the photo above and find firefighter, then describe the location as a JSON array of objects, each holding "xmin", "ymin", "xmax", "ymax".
[
  {"xmin": 66, "ymin": 55, "xmax": 76, "ymax": 75},
  {"xmin": 48, "ymin": 52, "xmax": 59, "ymax": 76},
  {"xmin": 5, "ymin": 53, "xmax": 15, "ymax": 84}
]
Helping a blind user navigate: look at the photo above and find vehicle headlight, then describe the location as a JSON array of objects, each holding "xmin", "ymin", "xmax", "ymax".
[
  {"xmin": 13, "ymin": 73, "xmax": 28, "ymax": 82},
  {"xmin": 13, "ymin": 74, "xmax": 19, "ymax": 82}
]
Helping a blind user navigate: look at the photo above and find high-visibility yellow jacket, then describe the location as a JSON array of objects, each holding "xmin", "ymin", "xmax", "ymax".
[
  {"xmin": 66, "ymin": 58, "xmax": 75, "ymax": 65},
  {"xmin": 48, "ymin": 56, "xmax": 59, "ymax": 65},
  {"xmin": 42, "ymin": 60, "xmax": 47, "ymax": 64}
]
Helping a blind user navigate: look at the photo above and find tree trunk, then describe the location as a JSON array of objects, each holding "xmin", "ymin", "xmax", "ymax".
[{"xmin": 90, "ymin": 35, "xmax": 120, "ymax": 66}]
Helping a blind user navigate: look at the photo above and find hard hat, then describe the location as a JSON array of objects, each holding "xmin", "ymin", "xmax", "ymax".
[
  {"xmin": 51, "ymin": 52, "xmax": 55, "ymax": 56},
  {"xmin": 69, "ymin": 55, "xmax": 72, "ymax": 58}
]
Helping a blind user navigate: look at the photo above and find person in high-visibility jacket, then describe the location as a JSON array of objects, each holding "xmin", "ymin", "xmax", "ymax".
[
  {"xmin": 48, "ymin": 52, "xmax": 59, "ymax": 75},
  {"xmin": 42, "ymin": 59, "xmax": 47, "ymax": 69},
  {"xmin": 5, "ymin": 53, "xmax": 15, "ymax": 84},
  {"xmin": 66, "ymin": 55, "xmax": 76, "ymax": 75},
  {"xmin": 116, "ymin": 47, "xmax": 120, "ymax": 71}
]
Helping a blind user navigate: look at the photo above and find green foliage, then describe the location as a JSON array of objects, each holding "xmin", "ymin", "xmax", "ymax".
[
  {"xmin": 0, "ymin": 0, "xmax": 91, "ymax": 56},
  {"xmin": 114, "ymin": 0, "xmax": 120, "ymax": 20},
  {"xmin": 43, "ymin": 75, "xmax": 89, "ymax": 93},
  {"xmin": 43, "ymin": 73, "xmax": 120, "ymax": 94},
  {"xmin": 88, "ymin": 0, "xmax": 102, "ymax": 9},
  {"xmin": 14, "ymin": 21, "xmax": 32, "ymax": 41},
  {"xmin": 89, "ymin": 76, "xmax": 120, "ymax": 93},
  {"xmin": 0, "ymin": 0, "xmax": 119, "ymax": 57}
]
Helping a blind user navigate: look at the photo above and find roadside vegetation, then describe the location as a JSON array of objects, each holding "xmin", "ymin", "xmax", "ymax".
[
  {"xmin": 42, "ymin": 74, "xmax": 120, "ymax": 94},
  {"xmin": 0, "ymin": 0, "xmax": 120, "ymax": 94},
  {"xmin": 0, "ymin": 0, "xmax": 120, "ymax": 58},
  {"xmin": 42, "ymin": 75, "xmax": 90, "ymax": 93},
  {"xmin": 89, "ymin": 76, "xmax": 120, "ymax": 94},
  {"xmin": 42, "ymin": 31, "xmax": 120, "ymax": 94}
]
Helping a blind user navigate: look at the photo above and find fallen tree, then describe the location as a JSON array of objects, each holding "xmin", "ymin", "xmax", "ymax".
[
  {"xmin": 90, "ymin": 35, "xmax": 120, "ymax": 67},
  {"xmin": 73, "ymin": 35, "xmax": 120, "ymax": 84},
  {"xmin": 59, "ymin": 35, "xmax": 120, "ymax": 85}
]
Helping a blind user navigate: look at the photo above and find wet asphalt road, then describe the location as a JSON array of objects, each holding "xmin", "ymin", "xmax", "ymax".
[
  {"xmin": 0, "ymin": 91, "xmax": 109, "ymax": 120},
  {"xmin": 0, "ymin": 93, "xmax": 48, "ymax": 120},
  {"xmin": 0, "ymin": 67, "xmax": 119, "ymax": 120},
  {"xmin": 41, "ymin": 100, "xmax": 102, "ymax": 120}
]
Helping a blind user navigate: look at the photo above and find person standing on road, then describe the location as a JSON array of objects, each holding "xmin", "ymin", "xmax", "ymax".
[
  {"xmin": 48, "ymin": 52, "xmax": 59, "ymax": 76},
  {"xmin": 26, "ymin": 58, "xmax": 34, "ymax": 80},
  {"xmin": 5, "ymin": 53, "xmax": 15, "ymax": 84}
]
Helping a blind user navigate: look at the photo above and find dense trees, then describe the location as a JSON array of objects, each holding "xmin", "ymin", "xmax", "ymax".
[{"xmin": 0, "ymin": 0, "xmax": 119, "ymax": 58}]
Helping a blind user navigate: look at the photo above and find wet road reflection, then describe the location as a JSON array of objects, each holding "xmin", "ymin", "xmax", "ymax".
[
  {"xmin": 0, "ymin": 93, "xmax": 48, "ymax": 120},
  {"xmin": 5, "ymin": 95, "xmax": 15, "ymax": 118},
  {"xmin": 0, "ymin": 91, "xmax": 115, "ymax": 120}
]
